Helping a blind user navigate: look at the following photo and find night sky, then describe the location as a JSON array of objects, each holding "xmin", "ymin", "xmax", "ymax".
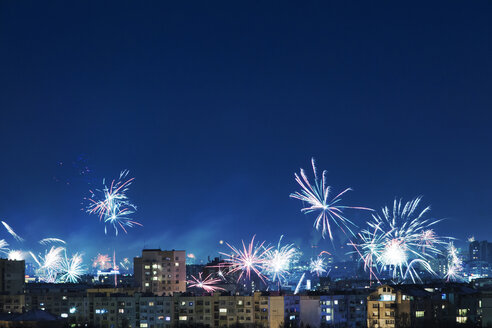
[{"xmin": 0, "ymin": 1, "xmax": 491, "ymax": 263}]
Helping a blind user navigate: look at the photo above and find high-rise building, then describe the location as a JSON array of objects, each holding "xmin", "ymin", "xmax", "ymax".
[
  {"xmin": 0, "ymin": 258, "xmax": 25, "ymax": 295},
  {"xmin": 134, "ymin": 249, "xmax": 186, "ymax": 296},
  {"xmin": 469, "ymin": 240, "xmax": 492, "ymax": 263}
]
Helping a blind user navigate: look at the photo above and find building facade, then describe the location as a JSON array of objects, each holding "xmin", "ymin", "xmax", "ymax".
[{"xmin": 134, "ymin": 249, "xmax": 186, "ymax": 296}]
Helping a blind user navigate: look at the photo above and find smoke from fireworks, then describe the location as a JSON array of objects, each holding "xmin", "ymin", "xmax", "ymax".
[
  {"xmin": 290, "ymin": 158, "xmax": 371, "ymax": 240},
  {"xmin": 85, "ymin": 170, "xmax": 142, "ymax": 235}
]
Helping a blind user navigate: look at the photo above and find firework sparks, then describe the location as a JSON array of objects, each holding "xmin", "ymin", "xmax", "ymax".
[
  {"xmin": 445, "ymin": 242, "xmax": 463, "ymax": 282},
  {"xmin": 39, "ymin": 238, "xmax": 66, "ymax": 245},
  {"xmin": 358, "ymin": 197, "xmax": 446, "ymax": 283},
  {"xmin": 220, "ymin": 235, "xmax": 271, "ymax": 283},
  {"xmin": 309, "ymin": 256, "xmax": 327, "ymax": 276},
  {"xmin": 290, "ymin": 158, "xmax": 371, "ymax": 240},
  {"xmin": 119, "ymin": 258, "xmax": 131, "ymax": 271},
  {"xmin": 8, "ymin": 250, "xmax": 26, "ymax": 261},
  {"xmin": 187, "ymin": 272, "xmax": 225, "ymax": 293},
  {"xmin": 0, "ymin": 239, "xmax": 9, "ymax": 255},
  {"xmin": 263, "ymin": 236, "xmax": 299, "ymax": 285},
  {"xmin": 59, "ymin": 252, "xmax": 86, "ymax": 283},
  {"xmin": 93, "ymin": 254, "xmax": 112, "ymax": 270},
  {"xmin": 85, "ymin": 170, "xmax": 142, "ymax": 235},
  {"xmin": 35, "ymin": 246, "xmax": 65, "ymax": 282},
  {"xmin": 1, "ymin": 221, "xmax": 24, "ymax": 242}
]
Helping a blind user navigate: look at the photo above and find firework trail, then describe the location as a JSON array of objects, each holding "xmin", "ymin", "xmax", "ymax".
[
  {"xmin": 85, "ymin": 170, "xmax": 142, "ymax": 235},
  {"xmin": 263, "ymin": 236, "xmax": 299, "ymax": 286},
  {"xmin": 92, "ymin": 254, "xmax": 112, "ymax": 270},
  {"xmin": 294, "ymin": 273, "xmax": 305, "ymax": 295},
  {"xmin": 290, "ymin": 158, "xmax": 372, "ymax": 240},
  {"xmin": 187, "ymin": 272, "xmax": 225, "ymax": 293},
  {"xmin": 39, "ymin": 238, "xmax": 66, "ymax": 245},
  {"xmin": 1, "ymin": 221, "xmax": 24, "ymax": 242},
  {"xmin": 220, "ymin": 235, "xmax": 272, "ymax": 283},
  {"xmin": 358, "ymin": 197, "xmax": 446, "ymax": 283},
  {"xmin": 59, "ymin": 252, "xmax": 86, "ymax": 283}
]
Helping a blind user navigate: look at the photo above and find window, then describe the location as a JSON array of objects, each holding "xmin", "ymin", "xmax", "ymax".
[
  {"xmin": 145, "ymin": 265, "xmax": 151, "ymax": 269},
  {"xmin": 140, "ymin": 324, "xmax": 148, "ymax": 328},
  {"xmin": 119, "ymin": 309, "xmax": 125, "ymax": 313},
  {"xmin": 334, "ymin": 300, "xmax": 338, "ymax": 305},
  {"xmin": 175, "ymin": 262, "xmax": 179, "ymax": 266},
  {"xmin": 219, "ymin": 308, "xmax": 227, "ymax": 313},
  {"xmin": 149, "ymin": 302, "xmax": 154, "ymax": 306},
  {"xmin": 415, "ymin": 311, "xmax": 425, "ymax": 318},
  {"xmin": 179, "ymin": 316, "xmax": 187, "ymax": 321},
  {"xmin": 61, "ymin": 313, "xmax": 68, "ymax": 318},
  {"xmin": 457, "ymin": 317, "xmax": 467, "ymax": 324},
  {"xmin": 326, "ymin": 315, "xmax": 331, "ymax": 321}
]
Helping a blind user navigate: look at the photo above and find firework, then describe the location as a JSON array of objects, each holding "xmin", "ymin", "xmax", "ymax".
[
  {"xmin": 187, "ymin": 272, "xmax": 225, "ymax": 293},
  {"xmin": 93, "ymin": 254, "xmax": 112, "ymax": 270},
  {"xmin": 294, "ymin": 273, "xmax": 305, "ymax": 295},
  {"xmin": 309, "ymin": 256, "xmax": 327, "ymax": 276},
  {"xmin": 1, "ymin": 221, "xmax": 24, "ymax": 242},
  {"xmin": 39, "ymin": 238, "xmax": 66, "ymax": 245},
  {"xmin": 358, "ymin": 197, "xmax": 446, "ymax": 283},
  {"xmin": 263, "ymin": 236, "xmax": 299, "ymax": 285},
  {"xmin": 35, "ymin": 246, "xmax": 64, "ymax": 282},
  {"xmin": 220, "ymin": 236, "xmax": 271, "ymax": 283},
  {"xmin": 85, "ymin": 170, "xmax": 142, "ymax": 235},
  {"xmin": 290, "ymin": 158, "xmax": 371, "ymax": 240},
  {"xmin": 119, "ymin": 258, "xmax": 131, "ymax": 271},
  {"xmin": 8, "ymin": 250, "xmax": 26, "ymax": 261},
  {"xmin": 59, "ymin": 252, "xmax": 86, "ymax": 283},
  {"xmin": 445, "ymin": 242, "xmax": 463, "ymax": 282},
  {"xmin": 0, "ymin": 239, "xmax": 9, "ymax": 255}
]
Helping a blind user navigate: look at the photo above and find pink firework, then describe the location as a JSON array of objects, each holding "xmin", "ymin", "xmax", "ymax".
[
  {"xmin": 419, "ymin": 229, "xmax": 437, "ymax": 253},
  {"xmin": 220, "ymin": 235, "xmax": 272, "ymax": 283},
  {"xmin": 187, "ymin": 272, "xmax": 225, "ymax": 293},
  {"xmin": 92, "ymin": 254, "xmax": 112, "ymax": 270}
]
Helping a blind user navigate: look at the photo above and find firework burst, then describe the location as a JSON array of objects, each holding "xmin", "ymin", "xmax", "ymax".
[
  {"xmin": 85, "ymin": 170, "xmax": 142, "ymax": 235},
  {"xmin": 220, "ymin": 235, "xmax": 271, "ymax": 283},
  {"xmin": 1, "ymin": 221, "xmax": 24, "ymax": 242},
  {"xmin": 187, "ymin": 272, "xmax": 225, "ymax": 293},
  {"xmin": 93, "ymin": 254, "xmax": 112, "ymax": 270},
  {"xmin": 263, "ymin": 236, "xmax": 299, "ymax": 285},
  {"xmin": 290, "ymin": 158, "xmax": 371, "ymax": 240},
  {"xmin": 309, "ymin": 256, "xmax": 327, "ymax": 276},
  {"xmin": 358, "ymin": 197, "xmax": 446, "ymax": 283},
  {"xmin": 59, "ymin": 252, "xmax": 86, "ymax": 283},
  {"xmin": 445, "ymin": 242, "xmax": 463, "ymax": 282}
]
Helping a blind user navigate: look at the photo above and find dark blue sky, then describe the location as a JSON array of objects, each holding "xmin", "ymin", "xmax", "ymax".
[{"xmin": 0, "ymin": 1, "xmax": 491, "ymax": 262}]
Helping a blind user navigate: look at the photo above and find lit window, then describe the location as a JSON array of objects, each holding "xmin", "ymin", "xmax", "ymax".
[
  {"xmin": 61, "ymin": 313, "xmax": 68, "ymax": 318},
  {"xmin": 149, "ymin": 302, "xmax": 154, "ymax": 306},
  {"xmin": 119, "ymin": 309, "xmax": 125, "ymax": 313},
  {"xmin": 165, "ymin": 316, "xmax": 171, "ymax": 321},
  {"xmin": 179, "ymin": 316, "xmax": 187, "ymax": 321},
  {"xmin": 415, "ymin": 311, "xmax": 425, "ymax": 318},
  {"xmin": 145, "ymin": 265, "xmax": 151, "ymax": 269},
  {"xmin": 175, "ymin": 262, "xmax": 179, "ymax": 266},
  {"xmin": 152, "ymin": 264, "xmax": 158, "ymax": 269},
  {"xmin": 181, "ymin": 301, "xmax": 186, "ymax": 306},
  {"xmin": 326, "ymin": 315, "xmax": 331, "ymax": 321},
  {"xmin": 153, "ymin": 277, "xmax": 158, "ymax": 281},
  {"xmin": 140, "ymin": 324, "xmax": 148, "ymax": 328},
  {"xmin": 289, "ymin": 315, "xmax": 296, "ymax": 320},
  {"xmin": 145, "ymin": 283, "xmax": 150, "ymax": 287},
  {"xmin": 62, "ymin": 296, "xmax": 67, "ymax": 300},
  {"xmin": 238, "ymin": 300, "xmax": 243, "ymax": 305},
  {"xmin": 457, "ymin": 317, "xmax": 467, "ymax": 323},
  {"xmin": 334, "ymin": 300, "xmax": 338, "ymax": 305},
  {"xmin": 219, "ymin": 308, "xmax": 227, "ymax": 313}
]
